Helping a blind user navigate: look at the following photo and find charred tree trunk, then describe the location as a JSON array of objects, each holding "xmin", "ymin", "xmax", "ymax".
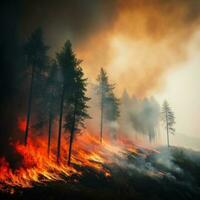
[
  {"xmin": 57, "ymin": 85, "xmax": 65, "ymax": 163},
  {"xmin": 24, "ymin": 66, "xmax": 35, "ymax": 146},
  {"xmin": 67, "ymin": 128, "xmax": 74, "ymax": 166},
  {"xmin": 48, "ymin": 112, "xmax": 53, "ymax": 157},
  {"xmin": 67, "ymin": 100, "xmax": 77, "ymax": 166}
]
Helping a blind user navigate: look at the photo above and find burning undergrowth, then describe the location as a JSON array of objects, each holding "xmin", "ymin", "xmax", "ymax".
[
  {"xmin": 0, "ymin": 129, "xmax": 141, "ymax": 192},
  {"xmin": 0, "ymin": 131, "xmax": 200, "ymax": 199}
]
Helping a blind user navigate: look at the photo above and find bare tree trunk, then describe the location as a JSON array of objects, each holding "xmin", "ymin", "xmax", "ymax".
[
  {"xmin": 166, "ymin": 111, "xmax": 170, "ymax": 147},
  {"xmin": 67, "ymin": 128, "xmax": 74, "ymax": 166},
  {"xmin": 24, "ymin": 66, "xmax": 34, "ymax": 146},
  {"xmin": 48, "ymin": 112, "xmax": 53, "ymax": 157},
  {"xmin": 57, "ymin": 85, "xmax": 65, "ymax": 163},
  {"xmin": 67, "ymin": 99, "xmax": 77, "ymax": 166},
  {"xmin": 100, "ymin": 81, "xmax": 103, "ymax": 143}
]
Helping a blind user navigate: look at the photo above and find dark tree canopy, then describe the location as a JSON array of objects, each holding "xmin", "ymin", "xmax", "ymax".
[
  {"xmin": 56, "ymin": 40, "xmax": 90, "ymax": 165},
  {"xmin": 24, "ymin": 27, "xmax": 49, "ymax": 145},
  {"xmin": 64, "ymin": 66, "xmax": 90, "ymax": 132},
  {"xmin": 24, "ymin": 28, "xmax": 49, "ymax": 71},
  {"xmin": 56, "ymin": 40, "xmax": 80, "ymax": 89}
]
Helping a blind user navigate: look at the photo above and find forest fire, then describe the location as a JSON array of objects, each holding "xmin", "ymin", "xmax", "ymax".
[
  {"xmin": 1, "ymin": 1, "xmax": 200, "ymax": 199},
  {"xmin": 0, "ymin": 124, "xmax": 140, "ymax": 193}
]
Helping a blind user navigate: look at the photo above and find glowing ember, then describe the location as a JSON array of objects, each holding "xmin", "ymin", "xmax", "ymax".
[{"xmin": 18, "ymin": 118, "xmax": 27, "ymax": 132}]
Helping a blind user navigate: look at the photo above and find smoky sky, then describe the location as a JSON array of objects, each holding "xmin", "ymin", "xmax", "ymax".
[
  {"xmin": 20, "ymin": 0, "xmax": 118, "ymax": 45},
  {"xmin": 4, "ymin": 0, "xmax": 200, "ymax": 97},
  {"xmin": 18, "ymin": 0, "xmax": 200, "ymax": 97},
  {"xmin": 20, "ymin": 0, "xmax": 200, "ymax": 42}
]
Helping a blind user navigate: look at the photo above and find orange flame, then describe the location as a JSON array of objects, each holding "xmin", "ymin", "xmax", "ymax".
[{"xmin": 0, "ymin": 127, "xmax": 140, "ymax": 193}]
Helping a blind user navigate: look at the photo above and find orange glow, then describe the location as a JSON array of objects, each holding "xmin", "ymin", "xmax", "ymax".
[
  {"xmin": 0, "ymin": 128, "xmax": 147, "ymax": 193},
  {"xmin": 18, "ymin": 118, "xmax": 26, "ymax": 132},
  {"xmin": 75, "ymin": 0, "xmax": 198, "ymax": 98}
]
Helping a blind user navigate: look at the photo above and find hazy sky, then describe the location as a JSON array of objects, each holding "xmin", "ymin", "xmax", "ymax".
[
  {"xmin": 155, "ymin": 31, "xmax": 200, "ymax": 139},
  {"xmin": 21, "ymin": 0, "xmax": 200, "ymax": 140}
]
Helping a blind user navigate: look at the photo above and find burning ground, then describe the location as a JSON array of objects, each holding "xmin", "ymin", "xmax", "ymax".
[{"xmin": 1, "ymin": 130, "xmax": 200, "ymax": 200}]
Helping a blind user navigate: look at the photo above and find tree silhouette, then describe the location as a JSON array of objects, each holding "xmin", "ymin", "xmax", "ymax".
[
  {"xmin": 161, "ymin": 100, "xmax": 175, "ymax": 147},
  {"xmin": 56, "ymin": 41, "xmax": 74, "ymax": 163},
  {"xmin": 97, "ymin": 68, "xmax": 119, "ymax": 142},
  {"xmin": 56, "ymin": 40, "xmax": 90, "ymax": 164},
  {"xmin": 33, "ymin": 60, "xmax": 60, "ymax": 156},
  {"xmin": 64, "ymin": 66, "xmax": 90, "ymax": 165},
  {"xmin": 45, "ymin": 61, "xmax": 60, "ymax": 156},
  {"xmin": 24, "ymin": 28, "xmax": 49, "ymax": 145},
  {"xmin": 141, "ymin": 98, "xmax": 160, "ymax": 142}
]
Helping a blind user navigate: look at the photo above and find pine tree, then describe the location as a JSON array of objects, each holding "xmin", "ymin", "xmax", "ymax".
[
  {"xmin": 24, "ymin": 28, "xmax": 49, "ymax": 145},
  {"xmin": 31, "ymin": 60, "xmax": 60, "ymax": 156},
  {"xmin": 46, "ymin": 61, "xmax": 60, "ymax": 156},
  {"xmin": 56, "ymin": 40, "xmax": 90, "ymax": 164},
  {"xmin": 56, "ymin": 41, "xmax": 75, "ymax": 163},
  {"xmin": 142, "ymin": 98, "xmax": 160, "ymax": 142},
  {"xmin": 161, "ymin": 100, "xmax": 175, "ymax": 147},
  {"xmin": 64, "ymin": 66, "xmax": 90, "ymax": 166},
  {"xmin": 97, "ymin": 68, "xmax": 120, "ymax": 142},
  {"xmin": 39, "ymin": 60, "xmax": 60, "ymax": 156}
]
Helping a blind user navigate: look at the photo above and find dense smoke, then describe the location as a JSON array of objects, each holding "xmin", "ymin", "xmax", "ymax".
[
  {"xmin": 77, "ymin": 0, "xmax": 200, "ymax": 97},
  {"xmin": 87, "ymin": 84, "xmax": 160, "ymax": 144},
  {"xmin": 18, "ymin": 0, "xmax": 200, "ymax": 97},
  {"xmin": 119, "ymin": 90, "xmax": 160, "ymax": 142}
]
